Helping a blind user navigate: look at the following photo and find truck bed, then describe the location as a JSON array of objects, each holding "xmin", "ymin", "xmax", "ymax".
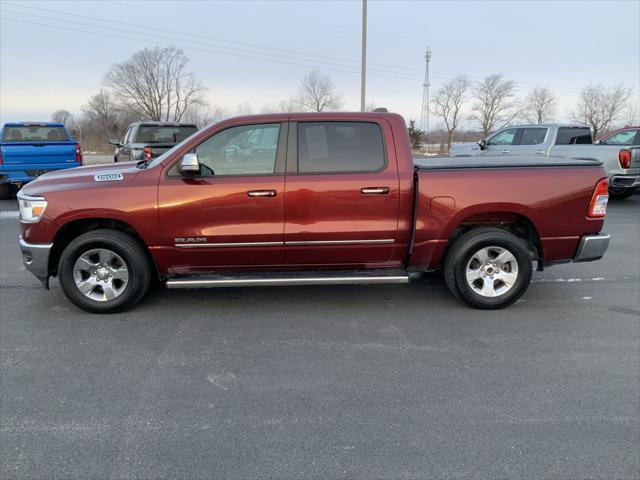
[{"xmin": 409, "ymin": 155, "xmax": 607, "ymax": 270}]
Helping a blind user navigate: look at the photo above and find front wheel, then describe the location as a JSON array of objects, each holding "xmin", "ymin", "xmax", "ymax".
[
  {"xmin": 444, "ymin": 228, "xmax": 533, "ymax": 309},
  {"xmin": 58, "ymin": 229, "xmax": 152, "ymax": 313}
]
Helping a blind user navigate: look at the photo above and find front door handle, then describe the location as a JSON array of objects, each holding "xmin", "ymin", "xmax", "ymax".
[
  {"xmin": 501, "ymin": 150, "xmax": 510, "ymax": 154},
  {"xmin": 361, "ymin": 187, "xmax": 390, "ymax": 195},
  {"xmin": 535, "ymin": 150, "xmax": 545, "ymax": 155},
  {"xmin": 247, "ymin": 190, "xmax": 277, "ymax": 197}
]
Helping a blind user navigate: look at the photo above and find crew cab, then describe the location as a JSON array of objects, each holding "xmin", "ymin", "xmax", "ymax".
[
  {"xmin": 17, "ymin": 113, "xmax": 610, "ymax": 313},
  {"xmin": 110, "ymin": 122, "xmax": 198, "ymax": 162},
  {"xmin": 450, "ymin": 123, "xmax": 640, "ymax": 199},
  {"xmin": 0, "ymin": 122, "xmax": 82, "ymax": 199}
]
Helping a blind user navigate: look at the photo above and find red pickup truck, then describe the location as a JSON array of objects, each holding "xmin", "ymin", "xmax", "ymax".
[{"xmin": 17, "ymin": 112, "xmax": 611, "ymax": 313}]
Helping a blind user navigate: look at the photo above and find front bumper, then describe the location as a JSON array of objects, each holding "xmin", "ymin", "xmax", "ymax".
[
  {"xmin": 19, "ymin": 236, "xmax": 52, "ymax": 283},
  {"xmin": 610, "ymin": 175, "xmax": 640, "ymax": 189},
  {"xmin": 574, "ymin": 233, "xmax": 610, "ymax": 262}
]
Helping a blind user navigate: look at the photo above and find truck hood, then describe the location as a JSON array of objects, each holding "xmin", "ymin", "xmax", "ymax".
[
  {"xmin": 20, "ymin": 162, "xmax": 142, "ymax": 196},
  {"xmin": 449, "ymin": 142, "xmax": 483, "ymax": 157}
]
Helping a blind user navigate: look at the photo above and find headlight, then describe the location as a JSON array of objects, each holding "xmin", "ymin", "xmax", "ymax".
[{"xmin": 18, "ymin": 192, "xmax": 48, "ymax": 223}]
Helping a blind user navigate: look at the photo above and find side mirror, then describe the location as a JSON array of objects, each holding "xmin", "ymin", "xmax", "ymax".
[
  {"xmin": 479, "ymin": 139, "xmax": 487, "ymax": 150},
  {"xmin": 108, "ymin": 139, "xmax": 121, "ymax": 146},
  {"xmin": 179, "ymin": 153, "xmax": 200, "ymax": 174}
]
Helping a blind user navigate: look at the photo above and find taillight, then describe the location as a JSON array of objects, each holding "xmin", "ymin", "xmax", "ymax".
[
  {"xmin": 619, "ymin": 149, "xmax": 631, "ymax": 169},
  {"xmin": 75, "ymin": 144, "xmax": 83, "ymax": 165},
  {"xmin": 588, "ymin": 178, "xmax": 609, "ymax": 218},
  {"xmin": 143, "ymin": 146, "xmax": 152, "ymax": 161}
]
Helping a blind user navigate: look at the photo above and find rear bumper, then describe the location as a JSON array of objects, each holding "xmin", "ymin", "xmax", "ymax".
[
  {"xmin": 610, "ymin": 175, "xmax": 640, "ymax": 189},
  {"xmin": 19, "ymin": 236, "xmax": 52, "ymax": 282},
  {"xmin": 574, "ymin": 233, "xmax": 610, "ymax": 262}
]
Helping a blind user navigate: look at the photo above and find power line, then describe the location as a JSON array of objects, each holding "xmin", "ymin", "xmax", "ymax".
[{"xmin": 0, "ymin": 2, "xmax": 588, "ymax": 94}]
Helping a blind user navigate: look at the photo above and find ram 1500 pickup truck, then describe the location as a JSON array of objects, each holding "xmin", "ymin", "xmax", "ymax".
[
  {"xmin": 17, "ymin": 113, "xmax": 611, "ymax": 313},
  {"xmin": 450, "ymin": 123, "xmax": 640, "ymax": 199},
  {"xmin": 0, "ymin": 122, "xmax": 82, "ymax": 199}
]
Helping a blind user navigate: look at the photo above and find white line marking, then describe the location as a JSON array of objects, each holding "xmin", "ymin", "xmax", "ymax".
[
  {"xmin": 0, "ymin": 211, "xmax": 19, "ymax": 219},
  {"xmin": 533, "ymin": 277, "xmax": 606, "ymax": 283}
]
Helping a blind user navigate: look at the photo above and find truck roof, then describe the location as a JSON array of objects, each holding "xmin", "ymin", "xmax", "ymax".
[
  {"xmin": 2, "ymin": 122, "xmax": 65, "ymax": 127},
  {"xmin": 128, "ymin": 122, "xmax": 198, "ymax": 127},
  {"xmin": 504, "ymin": 123, "xmax": 590, "ymax": 129}
]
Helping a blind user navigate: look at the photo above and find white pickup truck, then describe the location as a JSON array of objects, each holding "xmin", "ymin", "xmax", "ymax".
[{"xmin": 450, "ymin": 124, "xmax": 640, "ymax": 199}]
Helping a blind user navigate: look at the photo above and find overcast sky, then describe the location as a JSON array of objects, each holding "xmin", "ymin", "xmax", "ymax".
[{"xmin": 1, "ymin": 0, "xmax": 639, "ymax": 128}]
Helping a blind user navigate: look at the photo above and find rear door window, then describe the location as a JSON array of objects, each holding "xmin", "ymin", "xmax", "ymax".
[
  {"xmin": 555, "ymin": 127, "xmax": 592, "ymax": 144},
  {"xmin": 519, "ymin": 128, "xmax": 548, "ymax": 145},
  {"xmin": 601, "ymin": 129, "xmax": 639, "ymax": 145},
  {"xmin": 1, "ymin": 125, "xmax": 68, "ymax": 142},
  {"xmin": 297, "ymin": 122, "xmax": 385, "ymax": 173},
  {"xmin": 487, "ymin": 128, "xmax": 519, "ymax": 146}
]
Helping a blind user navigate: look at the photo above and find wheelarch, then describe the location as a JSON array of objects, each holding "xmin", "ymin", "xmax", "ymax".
[
  {"xmin": 443, "ymin": 212, "xmax": 544, "ymax": 270},
  {"xmin": 48, "ymin": 218, "xmax": 160, "ymax": 279}
]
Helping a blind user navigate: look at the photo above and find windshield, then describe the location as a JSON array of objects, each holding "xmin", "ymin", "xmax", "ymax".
[
  {"xmin": 2, "ymin": 125, "xmax": 69, "ymax": 142},
  {"xmin": 135, "ymin": 125, "xmax": 197, "ymax": 144}
]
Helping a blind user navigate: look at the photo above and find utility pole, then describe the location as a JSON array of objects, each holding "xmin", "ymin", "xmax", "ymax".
[
  {"xmin": 360, "ymin": 0, "xmax": 367, "ymax": 112},
  {"xmin": 420, "ymin": 47, "xmax": 432, "ymax": 137}
]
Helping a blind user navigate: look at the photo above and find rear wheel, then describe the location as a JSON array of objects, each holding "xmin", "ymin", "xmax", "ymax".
[
  {"xmin": 608, "ymin": 187, "xmax": 635, "ymax": 200},
  {"xmin": 0, "ymin": 184, "xmax": 10, "ymax": 200},
  {"xmin": 444, "ymin": 228, "xmax": 533, "ymax": 309},
  {"xmin": 58, "ymin": 229, "xmax": 152, "ymax": 313}
]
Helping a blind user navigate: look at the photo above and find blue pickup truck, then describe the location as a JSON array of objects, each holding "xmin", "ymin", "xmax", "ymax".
[{"xmin": 0, "ymin": 122, "xmax": 82, "ymax": 199}]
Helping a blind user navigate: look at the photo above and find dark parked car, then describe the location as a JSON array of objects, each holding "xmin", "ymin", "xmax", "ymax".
[{"xmin": 110, "ymin": 122, "xmax": 198, "ymax": 162}]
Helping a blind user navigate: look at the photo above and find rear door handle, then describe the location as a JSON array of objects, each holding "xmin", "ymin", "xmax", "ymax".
[
  {"xmin": 501, "ymin": 150, "xmax": 510, "ymax": 154},
  {"xmin": 247, "ymin": 189, "xmax": 277, "ymax": 197},
  {"xmin": 535, "ymin": 150, "xmax": 545, "ymax": 155}
]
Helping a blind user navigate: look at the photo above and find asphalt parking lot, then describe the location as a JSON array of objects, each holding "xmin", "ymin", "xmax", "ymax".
[{"xmin": 0, "ymin": 188, "xmax": 638, "ymax": 479}]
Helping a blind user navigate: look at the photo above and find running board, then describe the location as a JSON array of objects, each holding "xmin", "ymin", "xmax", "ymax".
[{"xmin": 166, "ymin": 273, "xmax": 409, "ymax": 289}]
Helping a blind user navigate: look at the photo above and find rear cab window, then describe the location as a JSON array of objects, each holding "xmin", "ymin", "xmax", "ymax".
[
  {"xmin": 297, "ymin": 121, "xmax": 386, "ymax": 173},
  {"xmin": 555, "ymin": 127, "xmax": 592, "ymax": 145},
  {"xmin": 135, "ymin": 125, "xmax": 198, "ymax": 144},
  {"xmin": 1, "ymin": 125, "xmax": 69, "ymax": 142}
]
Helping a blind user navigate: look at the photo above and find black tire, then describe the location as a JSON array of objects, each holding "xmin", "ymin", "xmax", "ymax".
[
  {"xmin": 58, "ymin": 229, "xmax": 153, "ymax": 313},
  {"xmin": 608, "ymin": 187, "xmax": 635, "ymax": 200},
  {"xmin": 444, "ymin": 227, "xmax": 533, "ymax": 309},
  {"xmin": 0, "ymin": 184, "xmax": 10, "ymax": 200}
]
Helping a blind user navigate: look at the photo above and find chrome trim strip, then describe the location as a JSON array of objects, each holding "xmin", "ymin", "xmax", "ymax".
[
  {"xmin": 167, "ymin": 276, "xmax": 409, "ymax": 288},
  {"xmin": 19, "ymin": 236, "xmax": 53, "ymax": 249},
  {"xmin": 285, "ymin": 239, "xmax": 395, "ymax": 246},
  {"xmin": 175, "ymin": 241, "xmax": 284, "ymax": 249}
]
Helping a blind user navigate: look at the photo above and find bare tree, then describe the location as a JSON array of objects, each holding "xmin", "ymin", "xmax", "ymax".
[
  {"xmin": 574, "ymin": 84, "xmax": 633, "ymax": 140},
  {"xmin": 471, "ymin": 74, "xmax": 518, "ymax": 136},
  {"xmin": 104, "ymin": 46, "xmax": 207, "ymax": 122},
  {"xmin": 431, "ymin": 75, "xmax": 471, "ymax": 151},
  {"xmin": 296, "ymin": 70, "xmax": 343, "ymax": 112},
  {"xmin": 51, "ymin": 109, "xmax": 74, "ymax": 125},
  {"xmin": 524, "ymin": 87, "xmax": 556, "ymax": 124},
  {"xmin": 260, "ymin": 98, "xmax": 300, "ymax": 113}
]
